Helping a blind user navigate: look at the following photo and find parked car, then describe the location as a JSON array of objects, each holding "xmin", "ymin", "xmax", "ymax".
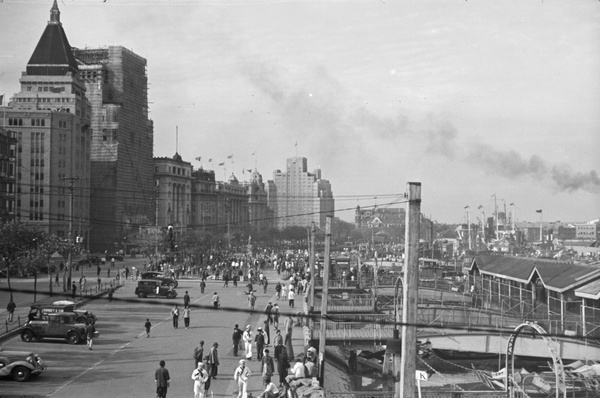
[
  {"xmin": 78, "ymin": 255, "xmax": 101, "ymax": 266},
  {"xmin": 21, "ymin": 313, "xmax": 88, "ymax": 344},
  {"xmin": 29, "ymin": 303, "xmax": 97, "ymax": 325},
  {"xmin": 135, "ymin": 279, "xmax": 177, "ymax": 299},
  {"xmin": 140, "ymin": 272, "xmax": 178, "ymax": 288},
  {"xmin": 0, "ymin": 345, "xmax": 47, "ymax": 382}
]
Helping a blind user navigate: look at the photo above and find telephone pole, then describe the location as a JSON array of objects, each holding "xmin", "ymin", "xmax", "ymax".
[
  {"xmin": 60, "ymin": 176, "xmax": 82, "ymax": 291},
  {"xmin": 400, "ymin": 182, "xmax": 421, "ymax": 398}
]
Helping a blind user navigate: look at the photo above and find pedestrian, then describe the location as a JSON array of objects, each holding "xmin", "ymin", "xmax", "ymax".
[
  {"xmin": 276, "ymin": 346, "xmax": 289, "ymax": 387},
  {"xmin": 232, "ymin": 324, "xmax": 243, "ymax": 356},
  {"xmin": 263, "ymin": 318, "xmax": 271, "ymax": 346},
  {"xmin": 171, "ymin": 304, "xmax": 179, "ymax": 328},
  {"xmin": 145, "ymin": 318, "xmax": 152, "ymax": 337},
  {"xmin": 255, "ymin": 327, "xmax": 265, "ymax": 360},
  {"xmin": 264, "ymin": 301, "xmax": 273, "ymax": 325},
  {"xmin": 288, "ymin": 288, "xmax": 295, "ymax": 308},
  {"xmin": 183, "ymin": 305, "xmax": 191, "ymax": 329},
  {"xmin": 223, "ymin": 272, "xmax": 229, "ymax": 287},
  {"xmin": 248, "ymin": 291, "xmax": 256, "ymax": 314},
  {"xmin": 246, "ymin": 281, "xmax": 253, "ymax": 294},
  {"xmin": 191, "ymin": 362, "xmax": 209, "ymax": 398},
  {"xmin": 243, "ymin": 325, "xmax": 253, "ymax": 360},
  {"xmin": 275, "ymin": 282, "xmax": 281, "ymax": 300},
  {"xmin": 272, "ymin": 303, "xmax": 280, "ymax": 330},
  {"xmin": 54, "ymin": 273, "xmax": 60, "ymax": 287},
  {"xmin": 86, "ymin": 320, "xmax": 96, "ymax": 350},
  {"xmin": 6, "ymin": 299, "xmax": 16, "ymax": 322},
  {"xmin": 71, "ymin": 281, "xmax": 77, "ymax": 298},
  {"xmin": 281, "ymin": 284, "xmax": 287, "ymax": 302},
  {"xmin": 97, "ymin": 277, "xmax": 101, "ymax": 290},
  {"xmin": 273, "ymin": 329, "xmax": 284, "ymax": 361},
  {"xmin": 193, "ymin": 340, "xmax": 205, "ymax": 369},
  {"xmin": 199, "ymin": 279, "xmax": 206, "ymax": 294},
  {"xmin": 184, "ymin": 291, "xmax": 190, "ymax": 307},
  {"xmin": 258, "ymin": 375, "xmax": 280, "ymax": 398},
  {"xmin": 233, "ymin": 359, "xmax": 251, "ymax": 398},
  {"xmin": 155, "ymin": 360, "xmax": 170, "ymax": 398},
  {"xmin": 212, "ymin": 292, "xmax": 220, "ymax": 309},
  {"xmin": 108, "ymin": 284, "xmax": 113, "ymax": 302},
  {"xmin": 207, "ymin": 342, "xmax": 219, "ymax": 379},
  {"xmin": 80, "ymin": 275, "xmax": 87, "ymax": 292},
  {"xmin": 263, "ymin": 276, "xmax": 269, "ymax": 294},
  {"xmin": 261, "ymin": 348, "xmax": 275, "ymax": 388}
]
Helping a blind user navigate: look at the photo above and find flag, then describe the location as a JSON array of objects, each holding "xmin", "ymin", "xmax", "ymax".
[
  {"xmin": 464, "ymin": 205, "xmax": 470, "ymax": 209},
  {"xmin": 251, "ymin": 151, "xmax": 256, "ymax": 156},
  {"xmin": 509, "ymin": 203, "xmax": 515, "ymax": 206},
  {"xmin": 208, "ymin": 158, "xmax": 212, "ymax": 162},
  {"xmin": 536, "ymin": 209, "xmax": 542, "ymax": 213},
  {"xmin": 195, "ymin": 157, "xmax": 201, "ymax": 162},
  {"xmin": 218, "ymin": 162, "xmax": 225, "ymax": 166},
  {"xmin": 477, "ymin": 205, "xmax": 483, "ymax": 209},
  {"xmin": 247, "ymin": 169, "xmax": 252, "ymax": 173},
  {"xmin": 227, "ymin": 154, "xmax": 233, "ymax": 159}
]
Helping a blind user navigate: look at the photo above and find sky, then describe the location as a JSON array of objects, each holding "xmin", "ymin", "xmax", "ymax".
[{"xmin": 1, "ymin": 0, "xmax": 599, "ymax": 225}]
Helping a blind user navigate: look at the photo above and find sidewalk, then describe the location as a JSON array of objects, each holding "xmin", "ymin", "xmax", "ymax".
[{"xmin": 225, "ymin": 269, "xmax": 311, "ymax": 398}]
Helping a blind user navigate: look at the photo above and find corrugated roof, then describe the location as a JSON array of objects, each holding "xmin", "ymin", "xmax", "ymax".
[{"xmin": 472, "ymin": 255, "xmax": 600, "ymax": 293}]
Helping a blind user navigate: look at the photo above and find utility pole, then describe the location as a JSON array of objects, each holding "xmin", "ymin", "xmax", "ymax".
[
  {"xmin": 60, "ymin": 176, "xmax": 82, "ymax": 292},
  {"xmin": 400, "ymin": 182, "xmax": 421, "ymax": 398},
  {"xmin": 318, "ymin": 216, "xmax": 331, "ymax": 388},
  {"xmin": 309, "ymin": 222, "xmax": 316, "ymax": 314}
]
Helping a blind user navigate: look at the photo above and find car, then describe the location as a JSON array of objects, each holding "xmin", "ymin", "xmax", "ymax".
[
  {"xmin": 29, "ymin": 303, "xmax": 97, "ymax": 325},
  {"xmin": 0, "ymin": 345, "xmax": 47, "ymax": 382},
  {"xmin": 140, "ymin": 272, "xmax": 178, "ymax": 288},
  {"xmin": 106, "ymin": 254, "xmax": 123, "ymax": 261},
  {"xmin": 77, "ymin": 256, "xmax": 101, "ymax": 266},
  {"xmin": 135, "ymin": 279, "xmax": 178, "ymax": 299},
  {"xmin": 21, "ymin": 313, "xmax": 88, "ymax": 345}
]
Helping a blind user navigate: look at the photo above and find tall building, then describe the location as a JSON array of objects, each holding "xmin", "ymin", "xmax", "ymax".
[
  {"xmin": 154, "ymin": 153, "xmax": 193, "ymax": 230},
  {"xmin": 73, "ymin": 46, "xmax": 154, "ymax": 252},
  {"xmin": 0, "ymin": 128, "xmax": 18, "ymax": 223},
  {"xmin": 270, "ymin": 157, "xmax": 334, "ymax": 229},
  {"xmin": 0, "ymin": 0, "xmax": 91, "ymax": 238},
  {"xmin": 244, "ymin": 170, "xmax": 274, "ymax": 233}
]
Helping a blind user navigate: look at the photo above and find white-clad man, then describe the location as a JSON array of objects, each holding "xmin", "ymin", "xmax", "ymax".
[
  {"xmin": 242, "ymin": 325, "xmax": 253, "ymax": 360},
  {"xmin": 191, "ymin": 362, "xmax": 209, "ymax": 398},
  {"xmin": 233, "ymin": 359, "xmax": 251, "ymax": 398}
]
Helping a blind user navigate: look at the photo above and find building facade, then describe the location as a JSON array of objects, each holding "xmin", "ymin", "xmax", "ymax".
[
  {"xmin": 270, "ymin": 157, "xmax": 334, "ymax": 229},
  {"xmin": 0, "ymin": 128, "xmax": 18, "ymax": 223},
  {"xmin": 73, "ymin": 45, "xmax": 154, "ymax": 252},
  {"xmin": 154, "ymin": 153, "xmax": 193, "ymax": 230},
  {"xmin": 0, "ymin": 1, "xmax": 91, "ymax": 239}
]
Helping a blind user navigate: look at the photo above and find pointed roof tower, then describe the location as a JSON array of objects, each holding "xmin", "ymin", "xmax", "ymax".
[{"xmin": 27, "ymin": 0, "xmax": 78, "ymax": 76}]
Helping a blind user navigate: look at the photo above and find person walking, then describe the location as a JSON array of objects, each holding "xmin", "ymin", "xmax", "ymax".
[
  {"xmin": 108, "ymin": 284, "xmax": 113, "ymax": 302},
  {"xmin": 155, "ymin": 360, "xmax": 170, "ymax": 398},
  {"xmin": 288, "ymin": 288, "xmax": 295, "ymax": 308},
  {"xmin": 6, "ymin": 299, "xmax": 16, "ymax": 322},
  {"xmin": 248, "ymin": 291, "xmax": 256, "ymax": 315},
  {"xmin": 85, "ymin": 320, "xmax": 96, "ymax": 350},
  {"xmin": 191, "ymin": 362, "xmax": 209, "ymax": 398},
  {"xmin": 276, "ymin": 347, "xmax": 289, "ymax": 387},
  {"xmin": 233, "ymin": 359, "xmax": 251, "ymax": 398},
  {"xmin": 272, "ymin": 303, "xmax": 280, "ymax": 330},
  {"xmin": 183, "ymin": 291, "xmax": 190, "ymax": 307},
  {"xmin": 255, "ymin": 327, "xmax": 266, "ymax": 360},
  {"xmin": 144, "ymin": 318, "xmax": 152, "ymax": 337},
  {"xmin": 232, "ymin": 324, "xmax": 243, "ymax": 356},
  {"xmin": 207, "ymin": 342, "xmax": 220, "ymax": 379},
  {"xmin": 261, "ymin": 348, "xmax": 275, "ymax": 388},
  {"xmin": 273, "ymin": 329, "xmax": 284, "ymax": 361},
  {"xmin": 54, "ymin": 273, "xmax": 60, "ymax": 287},
  {"xmin": 263, "ymin": 318, "xmax": 271, "ymax": 346},
  {"xmin": 212, "ymin": 292, "xmax": 220, "ymax": 309},
  {"xmin": 264, "ymin": 301, "xmax": 273, "ymax": 325},
  {"xmin": 71, "ymin": 281, "xmax": 77, "ymax": 299},
  {"xmin": 199, "ymin": 279, "xmax": 206, "ymax": 294},
  {"xmin": 193, "ymin": 340, "xmax": 205, "ymax": 369},
  {"xmin": 171, "ymin": 304, "xmax": 179, "ymax": 328},
  {"xmin": 275, "ymin": 282, "xmax": 281, "ymax": 300},
  {"xmin": 263, "ymin": 276, "xmax": 269, "ymax": 294},
  {"xmin": 242, "ymin": 325, "xmax": 253, "ymax": 360},
  {"xmin": 183, "ymin": 305, "xmax": 191, "ymax": 329}
]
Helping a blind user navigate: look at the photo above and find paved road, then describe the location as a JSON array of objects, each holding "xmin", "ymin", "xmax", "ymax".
[{"xmin": 1, "ymin": 263, "xmax": 306, "ymax": 398}]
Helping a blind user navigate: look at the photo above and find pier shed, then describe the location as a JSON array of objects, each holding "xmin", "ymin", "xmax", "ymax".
[{"xmin": 467, "ymin": 256, "xmax": 600, "ymax": 337}]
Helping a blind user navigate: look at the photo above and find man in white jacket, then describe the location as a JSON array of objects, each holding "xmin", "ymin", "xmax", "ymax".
[
  {"xmin": 191, "ymin": 362, "xmax": 209, "ymax": 398},
  {"xmin": 233, "ymin": 359, "xmax": 252, "ymax": 398},
  {"xmin": 242, "ymin": 325, "xmax": 253, "ymax": 360}
]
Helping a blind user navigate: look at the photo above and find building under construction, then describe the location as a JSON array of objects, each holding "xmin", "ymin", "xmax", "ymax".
[{"xmin": 74, "ymin": 46, "xmax": 155, "ymax": 252}]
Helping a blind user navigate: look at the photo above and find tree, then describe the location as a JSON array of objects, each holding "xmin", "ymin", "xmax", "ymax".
[{"xmin": 0, "ymin": 222, "xmax": 45, "ymax": 300}]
